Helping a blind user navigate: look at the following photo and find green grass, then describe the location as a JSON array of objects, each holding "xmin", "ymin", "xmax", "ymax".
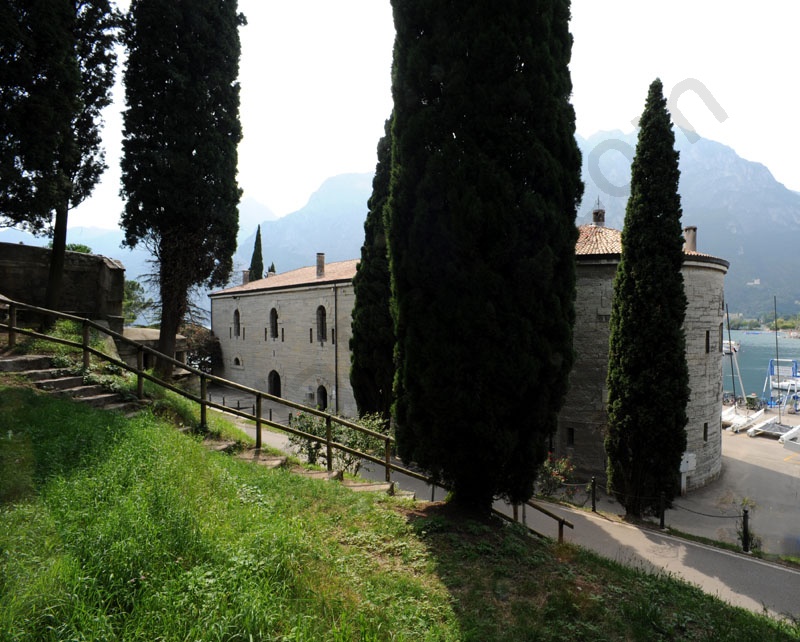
[{"xmin": 1, "ymin": 385, "xmax": 798, "ymax": 641}]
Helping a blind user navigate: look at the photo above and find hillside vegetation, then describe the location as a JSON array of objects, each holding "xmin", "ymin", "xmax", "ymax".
[{"xmin": 1, "ymin": 384, "xmax": 797, "ymax": 641}]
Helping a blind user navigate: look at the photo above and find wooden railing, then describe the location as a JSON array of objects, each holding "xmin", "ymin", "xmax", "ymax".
[{"xmin": 1, "ymin": 294, "xmax": 575, "ymax": 540}]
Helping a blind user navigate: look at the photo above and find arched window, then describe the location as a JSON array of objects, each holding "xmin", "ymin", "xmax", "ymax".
[
  {"xmin": 233, "ymin": 309, "xmax": 241, "ymax": 338},
  {"xmin": 316, "ymin": 305, "xmax": 327, "ymax": 342},
  {"xmin": 233, "ymin": 355, "xmax": 242, "ymax": 367},
  {"xmin": 270, "ymin": 308, "xmax": 279, "ymax": 339},
  {"xmin": 316, "ymin": 385, "xmax": 328, "ymax": 410},
  {"xmin": 268, "ymin": 370, "xmax": 281, "ymax": 397}
]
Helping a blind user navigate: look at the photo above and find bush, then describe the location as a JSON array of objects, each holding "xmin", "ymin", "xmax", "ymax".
[
  {"xmin": 288, "ymin": 412, "xmax": 389, "ymax": 475},
  {"xmin": 537, "ymin": 454, "xmax": 577, "ymax": 499}
]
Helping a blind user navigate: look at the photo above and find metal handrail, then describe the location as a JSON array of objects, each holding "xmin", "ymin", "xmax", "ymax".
[
  {"xmin": 1, "ymin": 294, "xmax": 576, "ymax": 538},
  {"xmin": 0, "ymin": 295, "xmax": 409, "ymax": 481}
]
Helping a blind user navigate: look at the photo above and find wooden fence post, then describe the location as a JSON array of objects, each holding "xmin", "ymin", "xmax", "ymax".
[
  {"xmin": 325, "ymin": 415, "xmax": 333, "ymax": 472},
  {"xmin": 8, "ymin": 304, "xmax": 16, "ymax": 348},
  {"xmin": 136, "ymin": 349, "xmax": 144, "ymax": 399},
  {"xmin": 255, "ymin": 395, "xmax": 262, "ymax": 449},
  {"xmin": 384, "ymin": 438, "xmax": 392, "ymax": 483},
  {"xmin": 200, "ymin": 375, "xmax": 207, "ymax": 430},
  {"xmin": 82, "ymin": 321, "xmax": 91, "ymax": 369}
]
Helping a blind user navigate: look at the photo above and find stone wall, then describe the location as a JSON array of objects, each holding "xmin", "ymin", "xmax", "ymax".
[
  {"xmin": 0, "ymin": 242, "xmax": 125, "ymax": 332},
  {"xmin": 211, "ymin": 282, "xmax": 357, "ymax": 419},
  {"xmin": 555, "ymin": 255, "xmax": 727, "ymax": 491},
  {"xmin": 555, "ymin": 259, "xmax": 617, "ymax": 477},
  {"xmin": 682, "ymin": 260, "xmax": 726, "ymax": 490}
]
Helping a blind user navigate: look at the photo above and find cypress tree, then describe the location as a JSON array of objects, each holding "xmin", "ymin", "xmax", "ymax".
[
  {"xmin": 387, "ymin": 0, "xmax": 583, "ymax": 512},
  {"xmin": 605, "ymin": 78, "xmax": 689, "ymax": 518},
  {"xmin": 249, "ymin": 224, "xmax": 264, "ymax": 281},
  {"xmin": 121, "ymin": 0, "xmax": 244, "ymax": 378},
  {"xmin": 350, "ymin": 118, "xmax": 395, "ymax": 419}
]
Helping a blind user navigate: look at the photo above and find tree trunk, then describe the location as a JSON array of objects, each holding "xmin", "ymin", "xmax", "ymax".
[
  {"xmin": 43, "ymin": 203, "xmax": 68, "ymax": 329},
  {"xmin": 155, "ymin": 277, "xmax": 186, "ymax": 380}
]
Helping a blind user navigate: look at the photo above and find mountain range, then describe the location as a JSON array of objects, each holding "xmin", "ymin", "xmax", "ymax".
[{"xmin": 2, "ymin": 132, "xmax": 798, "ymax": 318}]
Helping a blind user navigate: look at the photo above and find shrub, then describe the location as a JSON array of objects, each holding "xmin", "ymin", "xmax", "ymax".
[{"xmin": 288, "ymin": 412, "xmax": 389, "ymax": 475}]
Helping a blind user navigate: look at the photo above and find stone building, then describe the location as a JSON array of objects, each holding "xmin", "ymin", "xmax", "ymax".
[
  {"xmin": 211, "ymin": 213, "xmax": 729, "ymax": 491},
  {"xmin": 554, "ymin": 208, "xmax": 729, "ymax": 491},
  {"xmin": 210, "ymin": 254, "xmax": 358, "ymax": 417}
]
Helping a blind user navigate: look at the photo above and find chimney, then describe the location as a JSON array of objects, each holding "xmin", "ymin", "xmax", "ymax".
[
  {"xmin": 316, "ymin": 252, "xmax": 325, "ymax": 278},
  {"xmin": 683, "ymin": 226, "xmax": 697, "ymax": 253},
  {"xmin": 242, "ymin": 269, "xmax": 250, "ymax": 285},
  {"xmin": 591, "ymin": 197, "xmax": 605, "ymax": 227}
]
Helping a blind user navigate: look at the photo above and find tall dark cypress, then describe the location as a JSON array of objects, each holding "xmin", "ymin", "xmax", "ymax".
[
  {"xmin": 121, "ymin": 0, "xmax": 244, "ymax": 378},
  {"xmin": 605, "ymin": 78, "xmax": 689, "ymax": 517},
  {"xmin": 350, "ymin": 118, "xmax": 395, "ymax": 419},
  {"xmin": 249, "ymin": 225, "xmax": 264, "ymax": 281},
  {"xmin": 387, "ymin": 0, "xmax": 583, "ymax": 512}
]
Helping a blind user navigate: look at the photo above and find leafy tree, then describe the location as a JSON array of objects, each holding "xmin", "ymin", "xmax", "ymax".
[
  {"xmin": 0, "ymin": 0, "xmax": 118, "ymax": 315},
  {"xmin": 47, "ymin": 241, "xmax": 93, "ymax": 254},
  {"xmin": 120, "ymin": 0, "xmax": 245, "ymax": 378},
  {"xmin": 350, "ymin": 118, "xmax": 395, "ymax": 419},
  {"xmin": 268, "ymin": 262, "xmax": 276, "ymax": 274},
  {"xmin": 122, "ymin": 279, "xmax": 155, "ymax": 325},
  {"xmin": 605, "ymin": 79, "xmax": 689, "ymax": 518},
  {"xmin": 387, "ymin": 1, "xmax": 583, "ymax": 513},
  {"xmin": 248, "ymin": 224, "xmax": 263, "ymax": 281},
  {"xmin": 180, "ymin": 322, "xmax": 221, "ymax": 374}
]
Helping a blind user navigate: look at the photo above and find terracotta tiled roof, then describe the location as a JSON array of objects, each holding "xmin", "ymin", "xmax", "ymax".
[
  {"xmin": 575, "ymin": 224, "xmax": 622, "ymax": 255},
  {"xmin": 575, "ymin": 224, "xmax": 729, "ymax": 267},
  {"xmin": 211, "ymin": 258, "xmax": 359, "ymax": 297}
]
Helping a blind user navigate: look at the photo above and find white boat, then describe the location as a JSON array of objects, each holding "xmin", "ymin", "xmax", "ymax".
[
  {"xmin": 746, "ymin": 416, "xmax": 780, "ymax": 437},
  {"xmin": 723, "ymin": 339, "xmax": 740, "ymax": 355},
  {"xmin": 762, "ymin": 359, "xmax": 800, "ymax": 405},
  {"xmin": 779, "ymin": 424, "xmax": 800, "ymax": 444},
  {"xmin": 723, "ymin": 407, "xmax": 765, "ymax": 433}
]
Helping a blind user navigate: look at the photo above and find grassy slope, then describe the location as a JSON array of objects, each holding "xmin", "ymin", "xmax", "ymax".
[{"xmin": 1, "ymin": 384, "xmax": 797, "ymax": 642}]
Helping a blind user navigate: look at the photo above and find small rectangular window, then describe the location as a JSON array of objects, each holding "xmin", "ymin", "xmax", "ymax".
[
  {"xmin": 705, "ymin": 330, "xmax": 710, "ymax": 354},
  {"xmin": 281, "ymin": 327, "xmax": 284, "ymax": 342},
  {"xmin": 703, "ymin": 422, "xmax": 709, "ymax": 442},
  {"xmin": 309, "ymin": 328, "xmax": 313, "ymax": 343},
  {"xmin": 243, "ymin": 327, "xmax": 246, "ymax": 341},
  {"xmin": 264, "ymin": 328, "xmax": 267, "ymax": 342}
]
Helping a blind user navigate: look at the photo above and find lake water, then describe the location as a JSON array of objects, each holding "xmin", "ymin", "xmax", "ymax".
[{"xmin": 722, "ymin": 329, "xmax": 800, "ymax": 400}]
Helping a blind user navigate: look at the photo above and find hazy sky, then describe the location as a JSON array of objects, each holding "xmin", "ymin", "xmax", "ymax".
[{"xmin": 70, "ymin": 0, "xmax": 800, "ymax": 229}]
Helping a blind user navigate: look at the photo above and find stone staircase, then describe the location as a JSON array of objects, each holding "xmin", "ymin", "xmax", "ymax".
[
  {"xmin": 1, "ymin": 350, "xmax": 412, "ymax": 500},
  {"xmin": 0, "ymin": 352, "xmax": 143, "ymax": 415}
]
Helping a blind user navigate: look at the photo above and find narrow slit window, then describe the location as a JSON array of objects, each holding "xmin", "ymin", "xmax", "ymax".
[
  {"xmin": 316, "ymin": 306, "xmax": 327, "ymax": 342},
  {"xmin": 270, "ymin": 308, "xmax": 279, "ymax": 339}
]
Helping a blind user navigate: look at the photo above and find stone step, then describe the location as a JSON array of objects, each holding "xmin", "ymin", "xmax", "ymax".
[
  {"xmin": 291, "ymin": 467, "xmax": 343, "ymax": 482},
  {"xmin": 36, "ymin": 376, "xmax": 86, "ymax": 392},
  {"xmin": 237, "ymin": 449, "xmax": 287, "ymax": 469},
  {"xmin": 60, "ymin": 384, "xmax": 111, "ymax": 399},
  {"xmin": 17, "ymin": 368, "xmax": 67, "ymax": 382},
  {"xmin": 0, "ymin": 354, "xmax": 53, "ymax": 372},
  {"xmin": 74, "ymin": 392, "xmax": 125, "ymax": 409},
  {"xmin": 342, "ymin": 481, "xmax": 395, "ymax": 494}
]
